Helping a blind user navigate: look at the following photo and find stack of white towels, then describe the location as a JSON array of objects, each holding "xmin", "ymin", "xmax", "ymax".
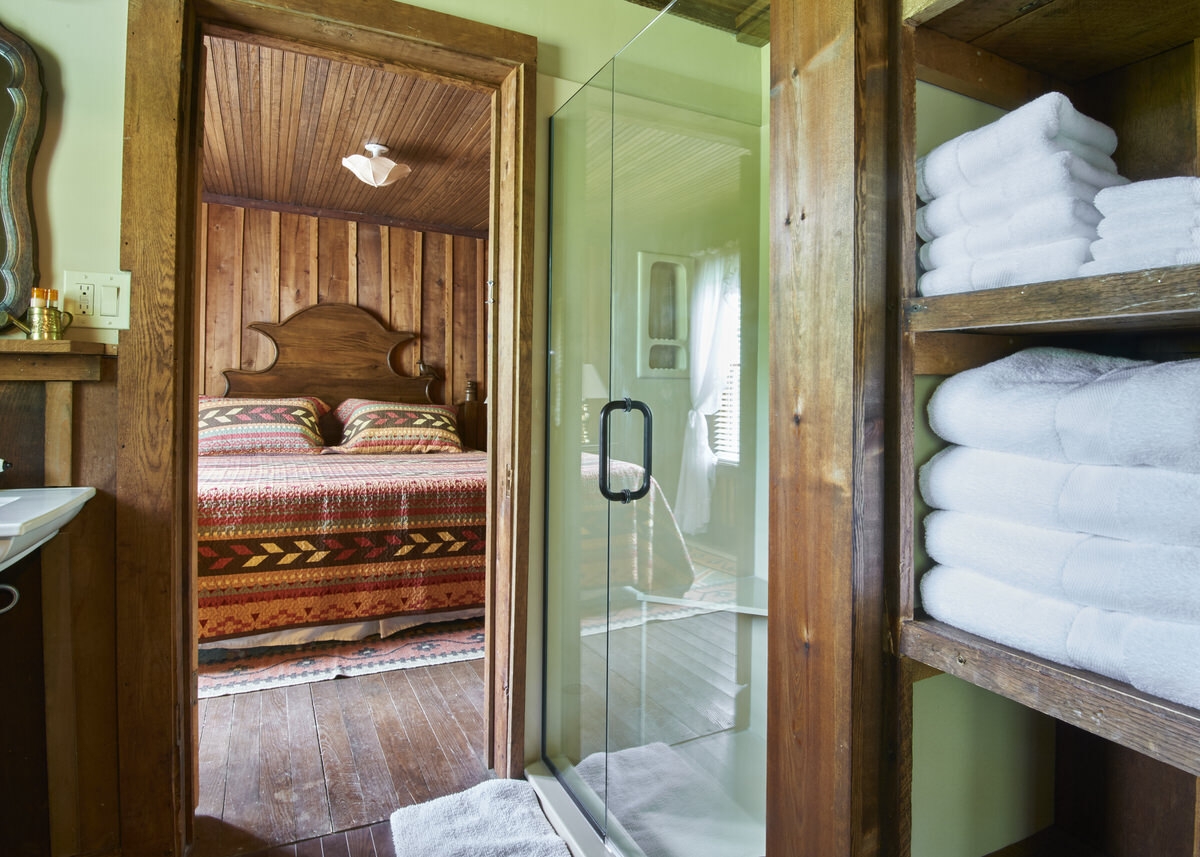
[
  {"xmin": 1081, "ymin": 177, "xmax": 1200, "ymax": 276},
  {"xmin": 916, "ymin": 91, "xmax": 1128, "ymax": 296},
  {"xmin": 918, "ymin": 346, "xmax": 1200, "ymax": 711}
]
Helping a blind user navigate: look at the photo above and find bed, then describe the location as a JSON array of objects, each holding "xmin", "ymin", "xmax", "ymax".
[
  {"xmin": 196, "ymin": 302, "xmax": 696, "ymax": 646},
  {"xmin": 195, "ymin": 303, "xmax": 488, "ymax": 644}
]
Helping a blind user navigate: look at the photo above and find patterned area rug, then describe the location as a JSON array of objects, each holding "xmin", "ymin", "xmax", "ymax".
[
  {"xmin": 197, "ymin": 617, "xmax": 485, "ymax": 698},
  {"xmin": 687, "ymin": 543, "xmax": 739, "ymax": 575}
]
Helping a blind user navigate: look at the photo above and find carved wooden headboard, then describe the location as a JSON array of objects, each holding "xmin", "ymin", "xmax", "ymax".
[{"xmin": 221, "ymin": 302, "xmax": 439, "ymax": 443}]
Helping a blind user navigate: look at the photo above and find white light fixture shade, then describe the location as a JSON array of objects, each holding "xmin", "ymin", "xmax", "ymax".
[{"xmin": 342, "ymin": 143, "xmax": 411, "ymax": 187}]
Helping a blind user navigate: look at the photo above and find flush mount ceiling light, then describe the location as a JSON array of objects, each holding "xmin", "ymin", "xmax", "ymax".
[{"xmin": 342, "ymin": 143, "xmax": 411, "ymax": 188}]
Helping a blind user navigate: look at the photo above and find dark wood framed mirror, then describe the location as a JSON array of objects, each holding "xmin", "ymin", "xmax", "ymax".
[{"xmin": 0, "ymin": 21, "xmax": 42, "ymax": 321}]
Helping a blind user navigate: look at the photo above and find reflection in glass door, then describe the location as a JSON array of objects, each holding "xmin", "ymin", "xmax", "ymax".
[{"xmin": 543, "ymin": 5, "xmax": 768, "ymax": 856}]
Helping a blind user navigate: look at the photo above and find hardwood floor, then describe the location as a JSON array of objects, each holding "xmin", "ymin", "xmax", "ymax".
[
  {"xmin": 193, "ymin": 658, "xmax": 491, "ymax": 857},
  {"xmin": 193, "ymin": 611, "xmax": 747, "ymax": 856},
  {"xmin": 581, "ymin": 609, "xmax": 743, "ymax": 751}
]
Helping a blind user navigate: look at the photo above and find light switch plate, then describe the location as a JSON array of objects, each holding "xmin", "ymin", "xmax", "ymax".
[{"xmin": 61, "ymin": 270, "xmax": 132, "ymax": 329}]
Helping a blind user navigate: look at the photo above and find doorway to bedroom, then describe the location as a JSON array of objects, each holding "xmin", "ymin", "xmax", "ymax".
[{"xmin": 181, "ymin": 8, "xmax": 530, "ymax": 854}]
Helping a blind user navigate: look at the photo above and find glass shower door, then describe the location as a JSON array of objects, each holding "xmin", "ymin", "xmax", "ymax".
[
  {"xmin": 544, "ymin": 5, "xmax": 767, "ymax": 855},
  {"xmin": 542, "ymin": 53, "xmax": 615, "ymax": 832}
]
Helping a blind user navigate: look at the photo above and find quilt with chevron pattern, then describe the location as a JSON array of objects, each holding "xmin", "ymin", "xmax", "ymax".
[{"xmin": 196, "ymin": 451, "xmax": 488, "ymax": 641}]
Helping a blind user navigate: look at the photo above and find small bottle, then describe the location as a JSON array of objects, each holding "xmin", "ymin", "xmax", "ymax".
[
  {"xmin": 30, "ymin": 287, "xmax": 47, "ymax": 308},
  {"xmin": 47, "ymin": 288, "xmax": 60, "ymax": 310}
]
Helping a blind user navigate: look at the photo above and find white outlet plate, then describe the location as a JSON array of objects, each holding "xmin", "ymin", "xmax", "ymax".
[{"xmin": 62, "ymin": 270, "xmax": 131, "ymax": 329}]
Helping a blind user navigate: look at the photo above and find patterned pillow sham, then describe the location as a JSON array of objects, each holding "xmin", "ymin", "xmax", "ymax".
[
  {"xmin": 329, "ymin": 398, "xmax": 463, "ymax": 454},
  {"xmin": 197, "ymin": 396, "xmax": 328, "ymax": 455}
]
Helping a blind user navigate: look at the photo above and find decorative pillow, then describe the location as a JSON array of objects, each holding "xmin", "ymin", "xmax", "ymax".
[
  {"xmin": 197, "ymin": 396, "xmax": 328, "ymax": 455},
  {"xmin": 330, "ymin": 399, "xmax": 462, "ymax": 454}
]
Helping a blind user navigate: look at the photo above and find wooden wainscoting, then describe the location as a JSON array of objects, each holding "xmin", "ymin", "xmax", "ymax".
[{"xmin": 197, "ymin": 202, "xmax": 489, "ymax": 406}]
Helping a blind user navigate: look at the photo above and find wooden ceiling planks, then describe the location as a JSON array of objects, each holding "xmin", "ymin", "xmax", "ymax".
[
  {"xmin": 623, "ymin": 0, "xmax": 770, "ymax": 46},
  {"xmin": 201, "ymin": 34, "xmax": 493, "ymax": 237}
]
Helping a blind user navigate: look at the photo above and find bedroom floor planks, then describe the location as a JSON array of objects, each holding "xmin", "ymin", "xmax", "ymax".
[
  {"xmin": 194, "ymin": 660, "xmax": 490, "ymax": 857},
  {"xmin": 195, "ymin": 612, "xmax": 742, "ymax": 857}
]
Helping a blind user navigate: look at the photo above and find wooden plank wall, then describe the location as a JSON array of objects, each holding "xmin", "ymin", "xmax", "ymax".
[{"xmin": 197, "ymin": 202, "xmax": 488, "ymax": 407}]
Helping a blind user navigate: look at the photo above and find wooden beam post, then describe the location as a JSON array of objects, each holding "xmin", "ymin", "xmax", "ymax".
[{"xmin": 768, "ymin": 0, "xmax": 899, "ymax": 853}]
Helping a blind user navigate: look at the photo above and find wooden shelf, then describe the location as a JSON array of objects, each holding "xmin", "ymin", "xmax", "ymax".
[
  {"xmin": 902, "ymin": 0, "xmax": 1200, "ymax": 83},
  {"xmin": 897, "ymin": 0, "xmax": 1200, "ymax": 851},
  {"xmin": 0, "ymin": 341, "xmax": 107, "ymax": 382},
  {"xmin": 983, "ymin": 825, "xmax": 1107, "ymax": 857},
  {"xmin": 905, "ymin": 264, "xmax": 1200, "ymax": 335},
  {"xmin": 0, "ymin": 340, "xmax": 108, "ymax": 355},
  {"xmin": 899, "ymin": 619, "xmax": 1200, "ymax": 778}
]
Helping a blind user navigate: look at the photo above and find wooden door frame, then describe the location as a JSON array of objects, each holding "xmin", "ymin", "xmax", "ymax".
[{"xmin": 118, "ymin": 2, "xmax": 536, "ymax": 853}]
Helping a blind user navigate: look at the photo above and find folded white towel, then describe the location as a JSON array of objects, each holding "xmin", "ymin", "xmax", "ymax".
[
  {"xmin": 928, "ymin": 347, "xmax": 1145, "ymax": 461},
  {"xmin": 918, "ymin": 195, "xmax": 1101, "ymax": 270},
  {"xmin": 1094, "ymin": 177, "xmax": 1200, "ymax": 217},
  {"xmin": 389, "ymin": 779, "xmax": 572, "ymax": 857},
  {"xmin": 1055, "ymin": 355, "xmax": 1200, "ymax": 472},
  {"xmin": 915, "ymin": 150, "xmax": 1125, "ymax": 241},
  {"xmin": 1067, "ymin": 607, "xmax": 1200, "ymax": 710},
  {"xmin": 919, "ymin": 445, "xmax": 1200, "ymax": 546},
  {"xmin": 917, "ymin": 237, "xmax": 1091, "ymax": 296},
  {"xmin": 577, "ymin": 743, "xmax": 765, "ymax": 857},
  {"xmin": 924, "ymin": 510, "xmax": 1084, "ymax": 597},
  {"xmin": 924, "ymin": 510, "xmax": 1200, "ymax": 623},
  {"xmin": 1090, "ymin": 229, "xmax": 1200, "ymax": 261},
  {"xmin": 919, "ymin": 565, "xmax": 1082, "ymax": 665},
  {"xmin": 924, "ymin": 569, "xmax": 1200, "ymax": 710},
  {"xmin": 927, "ymin": 346, "xmax": 1200, "ymax": 472},
  {"xmin": 916, "ymin": 92, "xmax": 1119, "ymax": 202},
  {"xmin": 1079, "ymin": 247, "xmax": 1200, "ymax": 277},
  {"xmin": 921, "ymin": 446, "xmax": 1070, "ymax": 529},
  {"xmin": 1097, "ymin": 208, "xmax": 1200, "ymax": 240},
  {"xmin": 1063, "ymin": 537, "xmax": 1200, "ymax": 624},
  {"xmin": 1065, "ymin": 607, "xmax": 1132, "ymax": 682}
]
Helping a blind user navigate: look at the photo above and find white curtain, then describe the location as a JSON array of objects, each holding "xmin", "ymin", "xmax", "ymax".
[{"xmin": 674, "ymin": 246, "xmax": 739, "ymax": 534}]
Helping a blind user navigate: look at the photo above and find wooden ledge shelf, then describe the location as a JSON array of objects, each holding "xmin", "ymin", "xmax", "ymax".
[
  {"xmin": 0, "ymin": 339, "xmax": 109, "ymax": 382},
  {"xmin": 900, "ymin": 619, "xmax": 1200, "ymax": 778},
  {"xmin": 0, "ymin": 339, "xmax": 108, "ymax": 354},
  {"xmin": 983, "ymin": 825, "xmax": 1107, "ymax": 857},
  {"xmin": 904, "ymin": 264, "xmax": 1200, "ymax": 335},
  {"xmin": 901, "ymin": 0, "xmax": 1200, "ymax": 84}
]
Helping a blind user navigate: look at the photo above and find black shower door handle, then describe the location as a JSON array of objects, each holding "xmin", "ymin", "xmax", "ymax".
[{"xmin": 598, "ymin": 398, "xmax": 653, "ymax": 503}]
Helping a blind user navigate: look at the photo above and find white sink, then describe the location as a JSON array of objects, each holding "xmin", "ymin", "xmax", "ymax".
[{"xmin": 0, "ymin": 486, "xmax": 96, "ymax": 572}]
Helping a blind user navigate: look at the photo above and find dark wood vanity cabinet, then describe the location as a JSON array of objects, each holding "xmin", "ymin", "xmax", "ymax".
[
  {"xmin": 0, "ymin": 551, "xmax": 51, "ymax": 856},
  {"xmin": 0, "ymin": 343, "xmax": 119, "ymax": 857}
]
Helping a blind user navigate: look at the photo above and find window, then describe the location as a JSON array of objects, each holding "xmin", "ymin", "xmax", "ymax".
[{"xmin": 712, "ymin": 292, "xmax": 741, "ymax": 464}]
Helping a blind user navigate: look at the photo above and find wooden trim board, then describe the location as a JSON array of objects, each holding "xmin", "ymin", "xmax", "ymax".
[{"xmin": 119, "ymin": 1, "xmax": 536, "ymax": 853}]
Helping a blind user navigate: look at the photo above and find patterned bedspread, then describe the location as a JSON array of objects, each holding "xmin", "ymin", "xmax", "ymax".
[{"xmin": 196, "ymin": 452, "xmax": 488, "ymax": 641}]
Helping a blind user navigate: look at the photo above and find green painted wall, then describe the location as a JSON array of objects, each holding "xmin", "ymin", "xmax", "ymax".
[{"xmin": 0, "ymin": 0, "xmax": 127, "ymax": 340}]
